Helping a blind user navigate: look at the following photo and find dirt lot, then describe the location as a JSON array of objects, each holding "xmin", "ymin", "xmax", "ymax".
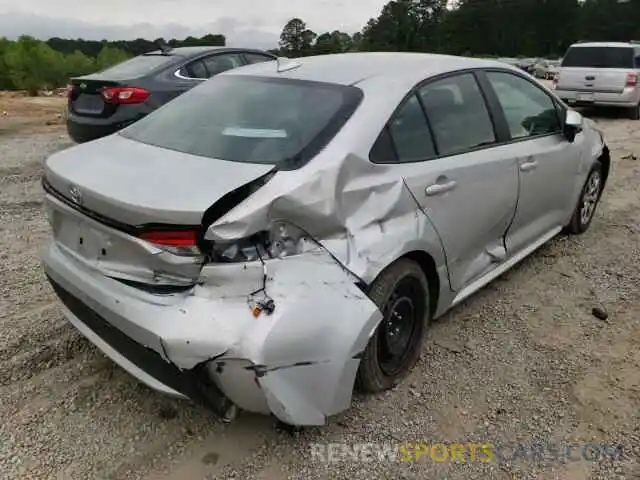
[
  {"xmin": 0, "ymin": 92, "xmax": 638, "ymax": 480},
  {"xmin": 0, "ymin": 91, "xmax": 66, "ymax": 136}
]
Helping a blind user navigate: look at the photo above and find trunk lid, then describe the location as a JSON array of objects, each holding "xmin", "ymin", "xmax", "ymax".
[
  {"xmin": 69, "ymin": 78, "xmax": 122, "ymax": 118},
  {"xmin": 43, "ymin": 134, "xmax": 274, "ymax": 287},
  {"xmin": 68, "ymin": 53, "xmax": 177, "ymax": 118},
  {"xmin": 44, "ymin": 134, "xmax": 274, "ymax": 226}
]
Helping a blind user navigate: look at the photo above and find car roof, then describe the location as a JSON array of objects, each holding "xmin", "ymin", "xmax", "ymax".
[
  {"xmin": 144, "ymin": 46, "xmax": 269, "ymax": 58},
  {"xmin": 223, "ymin": 52, "xmax": 515, "ymax": 87},
  {"xmin": 569, "ymin": 42, "xmax": 635, "ymax": 48}
]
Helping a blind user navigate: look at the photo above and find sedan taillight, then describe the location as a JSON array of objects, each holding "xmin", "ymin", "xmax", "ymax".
[
  {"xmin": 138, "ymin": 229, "xmax": 202, "ymax": 257},
  {"xmin": 102, "ymin": 87, "xmax": 151, "ymax": 105}
]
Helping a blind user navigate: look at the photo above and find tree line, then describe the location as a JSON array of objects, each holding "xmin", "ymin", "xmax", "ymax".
[
  {"xmin": 0, "ymin": 34, "xmax": 226, "ymax": 94},
  {"xmin": 278, "ymin": 0, "xmax": 640, "ymax": 58},
  {"xmin": 3, "ymin": 0, "xmax": 640, "ymax": 94}
]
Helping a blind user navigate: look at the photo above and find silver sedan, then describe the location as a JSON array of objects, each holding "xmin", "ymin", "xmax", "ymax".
[
  {"xmin": 535, "ymin": 59, "xmax": 561, "ymax": 79},
  {"xmin": 41, "ymin": 52, "xmax": 609, "ymax": 427}
]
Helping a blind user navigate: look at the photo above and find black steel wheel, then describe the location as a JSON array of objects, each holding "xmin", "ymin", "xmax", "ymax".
[{"xmin": 356, "ymin": 259, "xmax": 430, "ymax": 393}]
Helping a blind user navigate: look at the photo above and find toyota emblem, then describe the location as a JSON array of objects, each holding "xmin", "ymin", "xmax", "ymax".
[{"xmin": 69, "ymin": 185, "xmax": 83, "ymax": 205}]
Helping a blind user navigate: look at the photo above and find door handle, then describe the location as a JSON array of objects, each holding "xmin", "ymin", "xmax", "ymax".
[
  {"xmin": 425, "ymin": 180, "xmax": 457, "ymax": 196},
  {"xmin": 520, "ymin": 159, "xmax": 538, "ymax": 172}
]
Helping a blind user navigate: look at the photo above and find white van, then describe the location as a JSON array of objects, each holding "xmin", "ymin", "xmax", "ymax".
[{"xmin": 553, "ymin": 41, "xmax": 640, "ymax": 119}]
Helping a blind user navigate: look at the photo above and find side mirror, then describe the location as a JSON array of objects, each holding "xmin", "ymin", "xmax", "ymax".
[{"xmin": 564, "ymin": 109, "xmax": 583, "ymax": 143}]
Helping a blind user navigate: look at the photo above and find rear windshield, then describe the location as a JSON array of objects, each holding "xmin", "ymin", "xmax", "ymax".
[
  {"xmin": 92, "ymin": 54, "xmax": 176, "ymax": 80},
  {"xmin": 120, "ymin": 75, "xmax": 363, "ymax": 168},
  {"xmin": 561, "ymin": 46, "xmax": 634, "ymax": 68}
]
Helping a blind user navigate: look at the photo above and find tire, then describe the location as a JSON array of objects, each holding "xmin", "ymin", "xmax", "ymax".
[
  {"xmin": 356, "ymin": 259, "xmax": 430, "ymax": 393},
  {"xmin": 630, "ymin": 103, "xmax": 640, "ymax": 120},
  {"xmin": 565, "ymin": 160, "xmax": 604, "ymax": 235}
]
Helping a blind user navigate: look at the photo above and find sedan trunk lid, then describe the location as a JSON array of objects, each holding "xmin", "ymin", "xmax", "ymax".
[
  {"xmin": 68, "ymin": 53, "xmax": 178, "ymax": 118},
  {"xmin": 44, "ymin": 134, "xmax": 274, "ymax": 226},
  {"xmin": 43, "ymin": 134, "xmax": 274, "ymax": 287}
]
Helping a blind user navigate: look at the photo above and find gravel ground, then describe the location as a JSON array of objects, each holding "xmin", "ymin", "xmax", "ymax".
[{"xmin": 0, "ymin": 110, "xmax": 638, "ymax": 479}]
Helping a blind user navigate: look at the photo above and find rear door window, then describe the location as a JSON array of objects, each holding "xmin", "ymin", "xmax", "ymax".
[
  {"xmin": 384, "ymin": 95, "xmax": 436, "ymax": 163},
  {"xmin": 179, "ymin": 54, "xmax": 244, "ymax": 79},
  {"xmin": 561, "ymin": 47, "xmax": 634, "ymax": 68},
  {"xmin": 418, "ymin": 73, "xmax": 496, "ymax": 156},
  {"xmin": 201, "ymin": 54, "xmax": 244, "ymax": 76},
  {"xmin": 183, "ymin": 60, "xmax": 208, "ymax": 79},
  {"xmin": 244, "ymin": 53, "xmax": 276, "ymax": 64}
]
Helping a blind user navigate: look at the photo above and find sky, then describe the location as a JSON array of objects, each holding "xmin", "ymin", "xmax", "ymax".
[{"xmin": 0, "ymin": 0, "xmax": 389, "ymax": 49}]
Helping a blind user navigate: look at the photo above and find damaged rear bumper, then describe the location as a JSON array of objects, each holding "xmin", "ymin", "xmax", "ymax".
[{"xmin": 42, "ymin": 241, "xmax": 382, "ymax": 426}]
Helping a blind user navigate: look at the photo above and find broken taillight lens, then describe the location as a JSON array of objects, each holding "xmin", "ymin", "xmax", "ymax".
[
  {"xmin": 102, "ymin": 86, "xmax": 151, "ymax": 105},
  {"xmin": 139, "ymin": 229, "xmax": 202, "ymax": 256},
  {"xmin": 209, "ymin": 221, "xmax": 318, "ymax": 263},
  {"xmin": 267, "ymin": 221, "xmax": 316, "ymax": 258}
]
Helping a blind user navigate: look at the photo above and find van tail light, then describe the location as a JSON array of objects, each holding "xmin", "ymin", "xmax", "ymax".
[
  {"xmin": 66, "ymin": 84, "xmax": 74, "ymax": 98},
  {"xmin": 626, "ymin": 72, "xmax": 638, "ymax": 87},
  {"xmin": 102, "ymin": 86, "xmax": 151, "ymax": 105},
  {"xmin": 139, "ymin": 229, "xmax": 202, "ymax": 257}
]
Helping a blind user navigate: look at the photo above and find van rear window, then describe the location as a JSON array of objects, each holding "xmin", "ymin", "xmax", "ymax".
[{"xmin": 561, "ymin": 46, "xmax": 634, "ymax": 69}]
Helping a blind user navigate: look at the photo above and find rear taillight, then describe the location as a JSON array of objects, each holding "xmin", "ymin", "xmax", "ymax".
[
  {"xmin": 626, "ymin": 72, "xmax": 637, "ymax": 87},
  {"xmin": 139, "ymin": 229, "xmax": 202, "ymax": 256},
  {"xmin": 102, "ymin": 87, "xmax": 151, "ymax": 105}
]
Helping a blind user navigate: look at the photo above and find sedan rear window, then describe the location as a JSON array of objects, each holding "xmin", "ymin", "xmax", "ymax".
[
  {"xmin": 120, "ymin": 76, "xmax": 363, "ymax": 168},
  {"xmin": 93, "ymin": 54, "xmax": 176, "ymax": 80},
  {"xmin": 561, "ymin": 46, "xmax": 634, "ymax": 69}
]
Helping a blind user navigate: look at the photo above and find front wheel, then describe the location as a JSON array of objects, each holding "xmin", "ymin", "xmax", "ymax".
[
  {"xmin": 565, "ymin": 160, "xmax": 604, "ymax": 235},
  {"xmin": 356, "ymin": 259, "xmax": 430, "ymax": 393}
]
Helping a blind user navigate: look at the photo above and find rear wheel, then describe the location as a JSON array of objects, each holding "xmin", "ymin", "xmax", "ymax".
[
  {"xmin": 629, "ymin": 103, "xmax": 640, "ymax": 120},
  {"xmin": 356, "ymin": 259, "xmax": 430, "ymax": 393},
  {"xmin": 565, "ymin": 160, "xmax": 604, "ymax": 235}
]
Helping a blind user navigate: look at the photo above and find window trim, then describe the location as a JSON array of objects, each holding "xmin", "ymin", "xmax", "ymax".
[
  {"xmin": 414, "ymin": 91, "xmax": 440, "ymax": 156},
  {"xmin": 369, "ymin": 68, "xmax": 502, "ymax": 165},
  {"xmin": 481, "ymin": 68, "xmax": 565, "ymax": 144}
]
